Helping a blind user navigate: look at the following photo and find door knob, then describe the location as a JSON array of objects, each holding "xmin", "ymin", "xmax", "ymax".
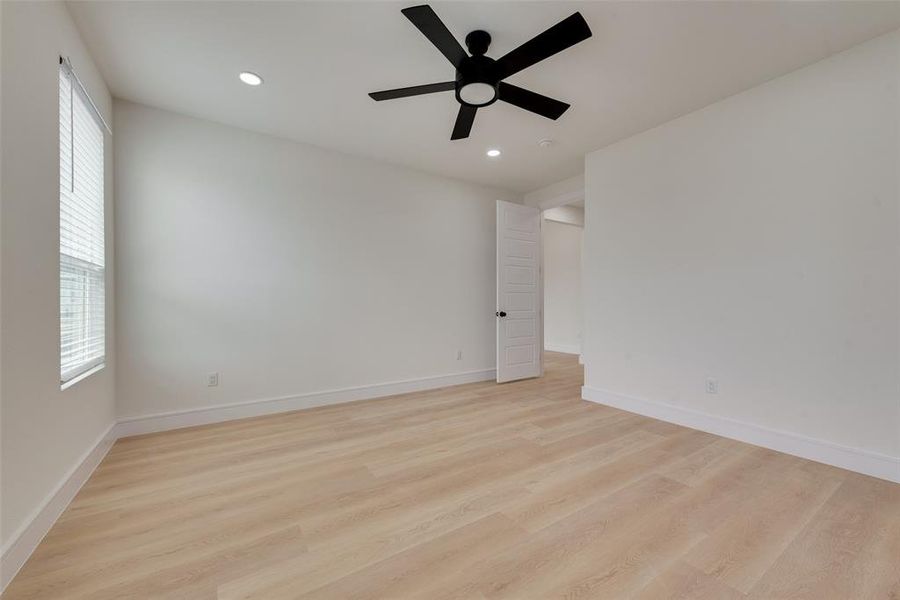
[{"xmin": 496, "ymin": 311, "xmax": 507, "ymax": 317}]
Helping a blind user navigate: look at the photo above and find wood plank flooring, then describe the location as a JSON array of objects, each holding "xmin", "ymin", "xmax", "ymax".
[{"xmin": 5, "ymin": 352, "xmax": 899, "ymax": 599}]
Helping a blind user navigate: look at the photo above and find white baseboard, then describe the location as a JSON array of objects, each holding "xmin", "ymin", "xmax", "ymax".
[
  {"xmin": 115, "ymin": 368, "xmax": 496, "ymax": 438},
  {"xmin": 1, "ymin": 423, "xmax": 116, "ymax": 592},
  {"xmin": 582, "ymin": 386, "xmax": 900, "ymax": 484},
  {"xmin": 544, "ymin": 343, "xmax": 581, "ymax": 355}
]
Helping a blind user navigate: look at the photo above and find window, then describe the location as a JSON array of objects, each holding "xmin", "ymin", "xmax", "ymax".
[{"xmin": 59, "ymin": 61, "xmax": 105, "ymax": 385}]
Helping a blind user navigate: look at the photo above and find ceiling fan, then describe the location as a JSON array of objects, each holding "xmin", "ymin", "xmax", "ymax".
[{"xmin": 369, "ymin": 5, "xmax": 592, "ymax": 140}]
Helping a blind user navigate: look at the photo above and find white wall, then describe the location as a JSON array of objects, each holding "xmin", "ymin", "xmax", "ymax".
[
  {"xmin": 583, "ymin": 31, "xmax": 900, "ymax": 478},
  {"xmin": 543, "ymin": 219, "xmax": 583, "ymax": 355},
  {"xmin": 114, "ymin": 101, "xmax": 517, "ymax": 420},
  {"xmin": 0, "ymin": 0, "xmax": 115, "ymax": 557}
]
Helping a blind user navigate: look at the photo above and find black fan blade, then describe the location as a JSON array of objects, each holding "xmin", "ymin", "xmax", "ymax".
[
  {"xmin": 402, "ymin": 5, "xmax": 467, "ymax": 68},
  {"xmin": 369, "ymin": 81, "xmax": 455, "ymax": 101},
  {"xmin": 495, "ymin": 12, "xmax": 591, "ymax": 79},
  {"xmin": 451, "ymin": 104, "xmax": 477, "ymax": 140},
  {"xmin": 498, "ymin": 82, "xmax": 570, "ymax": 120}
]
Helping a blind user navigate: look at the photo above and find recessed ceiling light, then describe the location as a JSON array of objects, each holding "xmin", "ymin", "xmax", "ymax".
[
  {"xmin": 239, "ymin": 71, "xmax": 263, "ymax": 86},
  {"xmin": 486, "ymin": 149, "xmax": 501, "ymax": 158}
]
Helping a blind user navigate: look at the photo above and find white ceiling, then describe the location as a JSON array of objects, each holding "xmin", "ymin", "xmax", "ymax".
[{"xmin": 68, "ymin": 1, "xmax": 900, "ymax": 193}]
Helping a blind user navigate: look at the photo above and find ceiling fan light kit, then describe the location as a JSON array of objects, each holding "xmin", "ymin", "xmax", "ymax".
[{"xmin": 369, "ymin": 5, "xmax": 592, "ymax": 140}]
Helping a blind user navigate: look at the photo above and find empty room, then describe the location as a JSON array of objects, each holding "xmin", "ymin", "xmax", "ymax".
[{"xmin": 1, "ymin": 0, "xmax": 899, "ymax": 598}]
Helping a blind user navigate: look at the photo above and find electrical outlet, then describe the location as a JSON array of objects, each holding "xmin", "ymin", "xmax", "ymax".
[
  {"xmin": 705, "ymin": 378, "xmax": 718, "ymax": 394},
  {"xmin": 207, "ymin": 372, "xmax": 219, "ymax": 387},
  {"xmin": 456, "ymin": 350, "xmax": 462, "ymax": 361}
]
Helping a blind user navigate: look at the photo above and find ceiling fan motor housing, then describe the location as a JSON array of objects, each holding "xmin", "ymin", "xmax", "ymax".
[{"xmin": 456, "ymin": 30, "xmax": 499, "ymax": 107}]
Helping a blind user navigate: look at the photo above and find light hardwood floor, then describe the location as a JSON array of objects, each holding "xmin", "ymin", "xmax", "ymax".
[{"xmin": 5, "ymin": 352, "xmax": 900, "ymax": 599}]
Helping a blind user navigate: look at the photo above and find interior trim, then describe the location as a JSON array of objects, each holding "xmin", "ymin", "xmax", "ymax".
[
  {"xmin": 116, "ymin": 368, "xmax": 497, "ymax": 438},
  {"xmin": 0, "ymin": 424, "xmax": 116, "ymax": 593},
  {"xmin": 582, "ymin": 385, "xmax": 900, "ymax": 484}
]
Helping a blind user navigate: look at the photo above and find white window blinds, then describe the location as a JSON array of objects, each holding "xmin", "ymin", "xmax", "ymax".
[{"xmin": 59, "ymin": 62, "xmax": 106, "ymax": 384}]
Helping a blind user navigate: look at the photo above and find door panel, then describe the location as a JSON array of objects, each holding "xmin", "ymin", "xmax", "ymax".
[{"xmin": 497, "ymin": 200, "xmax": 542, "ymax": 383}]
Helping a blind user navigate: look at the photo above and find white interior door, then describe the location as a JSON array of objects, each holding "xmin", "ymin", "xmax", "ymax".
[{"xmin": 496, "ymin": 200, "xmax": 543, "ymax": 383}]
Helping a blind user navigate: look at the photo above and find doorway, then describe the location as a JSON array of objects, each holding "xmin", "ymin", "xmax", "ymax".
[
  {"xmin": 541, "ymin": 203, "xmax": 584, "ymax": 364},
  {"xmin": 495, "ymin": 197, "xmax": 584, "ymax": 384}
]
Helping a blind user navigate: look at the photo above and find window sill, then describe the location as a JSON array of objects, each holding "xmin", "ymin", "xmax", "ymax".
[{"xmin": 61, "ymin": 363, "xmax": 105, "ymax": 391}]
